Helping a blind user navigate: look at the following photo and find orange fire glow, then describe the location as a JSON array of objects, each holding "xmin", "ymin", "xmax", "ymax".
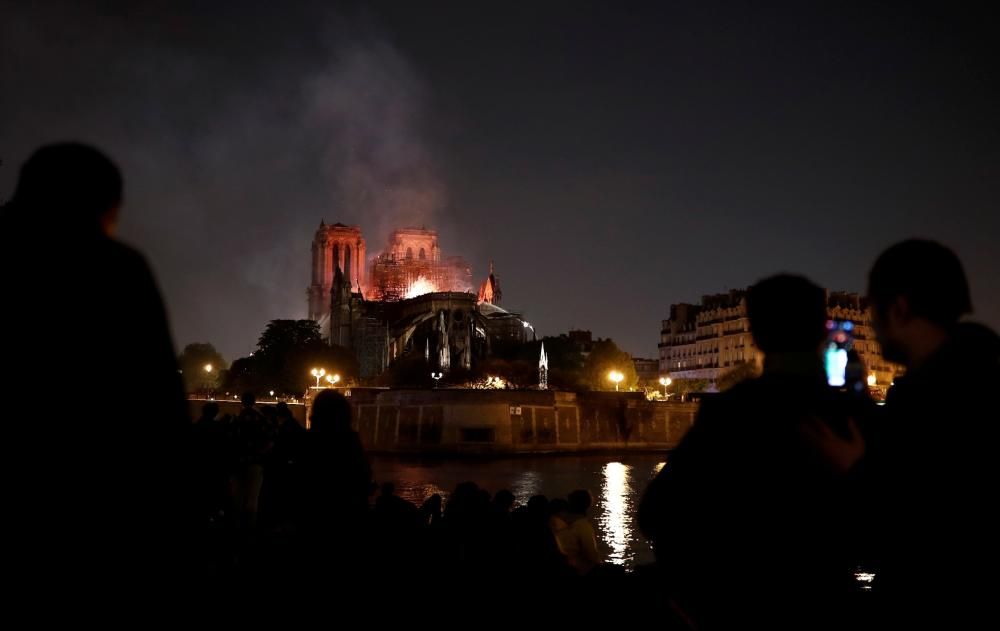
[{"xmin": 405, "ymin": 275, "xmax": 438, "ymax": 298}]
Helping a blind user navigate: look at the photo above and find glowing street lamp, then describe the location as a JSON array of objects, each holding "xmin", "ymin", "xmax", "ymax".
[
  {"xmin": 867, "ymin": 373, "xmax": 878, "ymax": 387},
  {"xmin": 269, "ymin": 390, "xmax": 275, "ymax": 399},
  {"xmin": 431, "ymin": 371, "xmax": 443, "ymax": 387},
  {"xmin": 202, "ymin": 364, "xmax": 215, "ymax": 397},
  {"xmin": 659, "ymin": 376, "xmax": 672, "ymax": 399},
  {"xmin": 311, "ymin": 367, "xmax": 326, "ymax": 388},
  {"xmin": 326, "ymin": 373, "xmax": 341, "ymax": 387},
  {"xmin": 609, "ymin": 370, "xmax": 624, "ymax": 392}
]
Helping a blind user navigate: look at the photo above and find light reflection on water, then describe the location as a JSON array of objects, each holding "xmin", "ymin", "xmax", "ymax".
[
  {"xmin": 371, "ymin": 455, "xmax": 666, "ymax": 568},
  {"xmin": 600, "ymin": 462, "xmax": 633, "ymax": 566}
]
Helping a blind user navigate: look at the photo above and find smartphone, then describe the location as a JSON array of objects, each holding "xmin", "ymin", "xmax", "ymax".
[{"xmin": 824, "ymin": 319, "xmax": 854, "ymax": 387}]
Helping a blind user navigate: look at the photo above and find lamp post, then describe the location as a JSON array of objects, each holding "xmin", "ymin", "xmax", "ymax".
[
  {"xmin": 659, "ymin": 376, "xmax": 672, "ymax": 399},
  {"xmin": 431, "ymin": 371, "xmax": 443, "ymax": 388},
  {"xmin": 326, "ymin": 373, "xmax": 341, "ymax": 387},
  {"xmin": 609, "ymin": 370, "xmax": 624, "ymax": 392},
  {"xmin": 203, "ymin": 364, "xmax": 213, "ymax": 398},
  {"xmin": 311, "ymin": 367, "xmax": 326, "ymax": 388}
]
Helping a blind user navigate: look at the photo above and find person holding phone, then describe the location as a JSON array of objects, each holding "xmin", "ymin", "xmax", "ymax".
[{"xmin": 639, "ymin": 274, "xmax": 867, "ymax": 628}]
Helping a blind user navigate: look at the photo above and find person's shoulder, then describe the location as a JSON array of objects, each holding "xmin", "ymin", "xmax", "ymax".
[
  {"xmin": 696, "ymin": 382, "xmax": 756, "ymax": 419},
  {"xmin": 97, "ymin": 238, "xmax": 157, "ymax": 280}
]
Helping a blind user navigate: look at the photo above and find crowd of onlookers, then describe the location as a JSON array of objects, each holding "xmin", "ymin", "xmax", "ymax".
[{"xmin": 190, "ymin": 390, "xmax": 614, "ymax": 584}]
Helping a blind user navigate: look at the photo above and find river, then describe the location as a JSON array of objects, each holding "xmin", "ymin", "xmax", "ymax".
[{"xmin": 371, "ymin": 454, "xmax": 666, "ymax": 569}]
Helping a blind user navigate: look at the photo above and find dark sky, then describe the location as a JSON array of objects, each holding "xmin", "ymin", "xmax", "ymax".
[{"xmin": 2, "ymin": 1, "xmax": 997, "ymax": 361}]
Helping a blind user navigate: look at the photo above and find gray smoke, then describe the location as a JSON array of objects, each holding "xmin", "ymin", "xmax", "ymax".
[
  {"xmin": 0, "ymin": 2, "xmax": 446, "ymax": 360},
  {"xmin": 306, "ymin": 41, "xmax": 445, "ymax": 243}
]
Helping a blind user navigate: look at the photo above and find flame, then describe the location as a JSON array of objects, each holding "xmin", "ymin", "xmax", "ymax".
[{"xmin": 405, "ymin": 276, "xmax": 438, "ymax": 298}]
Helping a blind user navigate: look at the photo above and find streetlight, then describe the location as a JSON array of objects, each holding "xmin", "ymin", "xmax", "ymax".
[
  {"xmin": 311, "ymin": 367, "xmax": 326, "ymax": 388},
  {"xmin": 203, "ymin": 364, "xmax": 214, "ymax": 398},
  {"xmin": 659, "ymin": 376, "xmax": 672, "ymax": 399},
  {"xmin": 326, "ymin": 373, "xmax": 341, "ymax": 387},
  {"xmin": 608, "ymin": 370, "xmax": 624, "ymax": 392},
  {"xmin": 431, "ymin": 371, "xmax": 443, "ymax": 387},
  {"xmin": 867, "ymin": 373, "xmax": 877, "ymax": 387},
  {"xmin": 269, "ymin": 390, "xmax": 275, "ymax": 399}
]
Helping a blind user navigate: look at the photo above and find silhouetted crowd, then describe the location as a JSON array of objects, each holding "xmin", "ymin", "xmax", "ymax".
[
  {"xmin": 4, "ymin": 143, "xmax": 998, "ymax": 625},
  {"xmin": 191, "ymin": 390, "xmax": 615, "ymax": 586}
]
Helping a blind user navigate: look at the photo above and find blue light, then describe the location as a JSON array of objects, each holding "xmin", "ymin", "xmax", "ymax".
[
  {"xmin": 843, "ymin": 321, "xmax": 854, "ymax": 332},
  {"xmin": 825, "ymin": 346, "xmax": 847, "ymax": 387}
]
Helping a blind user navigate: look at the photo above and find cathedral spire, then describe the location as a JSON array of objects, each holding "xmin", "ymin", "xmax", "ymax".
[
  {"xmin": 538, "ymin": 342, "xmax": 548, "ymax": 390},
  {"xmin": 477, "ymin": 260, "xmax": 502, "ymax": 305}
]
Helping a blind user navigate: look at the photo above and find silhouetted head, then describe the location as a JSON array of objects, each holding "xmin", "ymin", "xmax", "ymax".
[
  {"xmin": 275, "ymin": 401, "xmax": 291, "ymax": 419},
  {"xmin": 476, "ymin": 489, "xmax": 491, "ymax": 508},
  {"xmin": 549, "ymin": 498, "xmax": 571, "ymax": 517},
  {"xmin": 241, "ymin": 392, "xmax": 256, "ymax": 408},
  {"xmin": 568, "ymin": 489, "xmax": 593, "ymax": 515},
  {"xmin": 200, "ymin": 402, "xmax": 219, "ymax": 420},
  {"xmin": 9, "ymin": 143, "xmax": 123, "ymax": 235},
  {"xmin": 526, "ymin": 495, "xmax": 549, "ymax": 516},
  {"xmin": 309, "ymin": 389, "xmax": 352, "ymax": 434},
  {"xmin": 493, "ymin": 489, "xmax": 515, "ymax": 511},
  {"xmin": 381, "ymin": 482, "xmax": 395, "ymax": 497},
  {"xmin": 747, "ymin": 275, "xmax": 827, "ymax": 355},
  {"xmin": 868, "ymin": 239, "xmax": 971, "ymax": 365},
  {"xmin": 423, "ymin": 494, "xmax": 443, "ymax": 513}
]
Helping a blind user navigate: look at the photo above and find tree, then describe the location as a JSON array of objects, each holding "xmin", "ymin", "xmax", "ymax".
[
  {"xmin": 582, "ymin": 339, "xmax": 639, "ymax": 391},
  {"xmin": 224, "ymin": 356, "xmax": 258, "ymax": 396},
  {"xmin": 256, "ymin": 319, "xmax": 324, "ymax": 356},
  {"xmin": 375, "ymin": 354, "xmax": 433, "ymax": 388},
  {"xmin": 716, "ymin": 361, "xmax": 761, "ymax": 392},
  {"xmin": 671, "ymin": 378, "xmax": 711, "ymax": 400},
  {"xmin": 222, "ymin": 320, "xmax": 359, "ymax": 396},
  {"xmin": 177, "ymin": 343, "xmax": 226, "ymax": 394}
]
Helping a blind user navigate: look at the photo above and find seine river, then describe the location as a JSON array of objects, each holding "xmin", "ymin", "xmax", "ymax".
[{"xmin": 371, "ymin": 454, "xmax": 666, "ymax": 568}]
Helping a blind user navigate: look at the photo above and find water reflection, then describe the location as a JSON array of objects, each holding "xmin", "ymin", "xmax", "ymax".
[
  {"xmin": 600, "ymin": 462, "xmax": 632, "ymax": 566},
  {"xmin": 511, "ymin": 470, "xmax": 541, "ymax": 504},
  {"xmin": 371, "ymin": 455, "xmax": 668, "ymax": 567}
]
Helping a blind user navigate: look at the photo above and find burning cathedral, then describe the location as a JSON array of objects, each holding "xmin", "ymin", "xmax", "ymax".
[{"xmin": 307, "ymin": 222, "xmax": 532, "ymax": 378}]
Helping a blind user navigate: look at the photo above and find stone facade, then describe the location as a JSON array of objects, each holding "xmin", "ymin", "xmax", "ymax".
[
  {"xmin": 632, "ymin": 357, "xmax": 659, "ymax": 384},
  {"xmin": 307, "ymin": 222, "xmax": 366, "ymax": 321},
  {"xmin": 343, "ymin": 388, "xmax": 698, "ymax": 454}
]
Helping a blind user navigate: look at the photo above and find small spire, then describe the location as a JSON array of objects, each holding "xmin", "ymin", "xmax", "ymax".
[{"xmin": 489, "ymin": 260, "xmax": 494, "ymax": 275}]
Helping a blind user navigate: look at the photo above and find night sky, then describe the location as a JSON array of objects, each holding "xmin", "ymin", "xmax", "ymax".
[{"xmin": 2, "ymin": 1, "xmax": 997, "ymax": 362}]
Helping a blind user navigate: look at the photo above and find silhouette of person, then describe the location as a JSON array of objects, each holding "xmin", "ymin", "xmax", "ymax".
[
  {"xmin": 420, "ymin": 493, "xmax": 443, "ymax": 528},
  {"xmin": 228, "ymin": 392, "xmax": 271, "ymax": 532},
  {"xmin": 1, "ymin": 143, "xmax": 191, "ymax": 586},
  {"xmin": 371, "ymin": 481, "xmax": 421, "ymax": 576},
  {"xmin": 510, "ymin": 494, "xmax": 570, "ymax": 580},
  {"xmin": 193, "ymin": 402, "xmax": 228, "ymax": 522},
  {"xmin": 556, "ymin": 490, "xmax": 602, "ymax": 575},
  {"xmin": 300, "ymin": 389, "xmax": 371, "ymax": 573},
  {"xmin": 639, "ymin": 274, "xmax": 865, "ymax": 629},
  {"xmin": 374, "ymin": 481, "xmax": 420, "ymax": 526},
  {"xmin": 861, "ymin": 239, "xmax": 1000, "ymax": 623}
]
